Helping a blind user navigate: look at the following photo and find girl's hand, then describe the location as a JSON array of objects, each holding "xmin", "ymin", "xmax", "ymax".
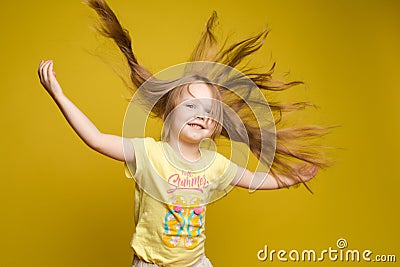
[
  {"xmin": 296, "ymin": 164, "xmax": 319, "ymax": 182},
  {"xmin": 38, "ymin": 60, "xmax": 63, "ymax": 97}
]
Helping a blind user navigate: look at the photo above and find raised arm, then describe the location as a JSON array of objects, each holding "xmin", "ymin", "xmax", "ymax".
[
  {"xmin": 38, "ymin": 60, "xmax": 134, "ymax": 162},
  {"xmin": 231, "ymin": 164, "xmax": 318, "ymax": 190}
]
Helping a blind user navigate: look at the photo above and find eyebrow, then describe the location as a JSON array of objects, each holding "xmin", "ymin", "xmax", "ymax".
[
  {"xmin": 181, "ymin": 97, "xmax": 196, "ymax": 102},
  {"xmin": 181, "ymin": 98, "xmax": 212, "ymax": 109}
]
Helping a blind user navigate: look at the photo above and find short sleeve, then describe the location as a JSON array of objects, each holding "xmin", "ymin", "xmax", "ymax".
[
  {"xmin": 216, "ymin": 155, "xmax": 238, "ymax": 191},
  {"xmin": 124, "ymin": 162, "xmax": 134, "ymax": 178},
  {"xmin": 123, "ymin": 138, "xmax": 146, "ymax": 179}
]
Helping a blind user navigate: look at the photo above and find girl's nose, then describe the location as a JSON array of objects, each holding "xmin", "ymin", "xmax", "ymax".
[
  {"xmin": 197, "ymin": 114, "xmax": 211, "ymax": 122},
  {"xmin": 196, "ymin": 115, "xmax": 205, "ymax": 120},
  {"xmin": 196, "ymin": 115, "xmax": 213, "ymax": 125}
]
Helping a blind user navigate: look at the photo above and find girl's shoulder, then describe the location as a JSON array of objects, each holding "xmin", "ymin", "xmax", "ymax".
[{"xmin": 129, "ymin": 137, "xmax": 158, "ymax": 147}]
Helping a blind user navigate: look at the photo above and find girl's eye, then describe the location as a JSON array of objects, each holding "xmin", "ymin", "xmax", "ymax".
[{"xmin": 186, "ymin": 104, "xmax": 196, "ymax": 109}]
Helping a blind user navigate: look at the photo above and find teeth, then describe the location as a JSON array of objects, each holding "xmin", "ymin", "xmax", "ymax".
[{"xmin": 188, "ymin": 123, "xmax": 202, "ymax": 129}]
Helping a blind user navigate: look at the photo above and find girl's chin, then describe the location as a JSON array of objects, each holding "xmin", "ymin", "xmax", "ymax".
[{"xmin": 179, "ymin": 134, "xmax": 210, "ymax": 144}]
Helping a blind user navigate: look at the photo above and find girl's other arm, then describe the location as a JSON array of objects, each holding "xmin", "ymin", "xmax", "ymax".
[
  {"xmin": 38, "ymin": 60, "xmax": 134, "ymax": 162},
  {"xmin": 231, "ymin": 165, "xmax": 318, "ymax": 190}
]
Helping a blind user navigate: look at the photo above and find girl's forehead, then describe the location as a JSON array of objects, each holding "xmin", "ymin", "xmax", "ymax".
[{"xmin": 182, "ymin": 83, "xmax": 216, "ymax": 99}]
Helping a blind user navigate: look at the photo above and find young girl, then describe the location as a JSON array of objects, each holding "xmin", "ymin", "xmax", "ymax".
[{"xmin": 38, "ymin": 0, "xmax": 329, "ymax": 266}]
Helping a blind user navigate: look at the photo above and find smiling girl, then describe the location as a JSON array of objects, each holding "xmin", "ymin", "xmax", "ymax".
[{"xmin": 38, "ymin": 0, "xmax": 329, "ymax": 266}]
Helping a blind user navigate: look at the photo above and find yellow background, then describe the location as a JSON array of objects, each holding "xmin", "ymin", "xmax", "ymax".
[{"xmin": 1, "ymin": 0, "xmax": 399, "ymax": 266}]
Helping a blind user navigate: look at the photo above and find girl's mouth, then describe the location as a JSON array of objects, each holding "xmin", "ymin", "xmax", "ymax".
[{"xmin": 187, "ymin": 122, "xmax": 205, "ymax": 129}]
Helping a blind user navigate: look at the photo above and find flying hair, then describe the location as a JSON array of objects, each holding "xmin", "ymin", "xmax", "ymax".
[{"xmin": 85, "ymin": 0, "xmax": 332, "ymax": 190}]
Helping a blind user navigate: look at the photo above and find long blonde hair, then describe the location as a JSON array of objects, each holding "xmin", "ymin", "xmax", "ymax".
[{"xmin": 85, "ymin": 0, "xmax": 331, "ymax": 190}]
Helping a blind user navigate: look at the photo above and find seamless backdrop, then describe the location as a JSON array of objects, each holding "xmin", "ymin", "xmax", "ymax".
[{"xmin": 1, "ymin": 0, "xmax": 399, "ymax": 266}]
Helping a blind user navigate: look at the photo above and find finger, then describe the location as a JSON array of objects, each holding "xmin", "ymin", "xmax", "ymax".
[
  {"xmin": 38, "ymin": 60, "xmax": 45, "ymax": 80},
  {"xmin": 39, "ymin": 59, "xmax": 48, "ymax": 69},
  {"xmin": 49, "ymin": 61, "xmax": 58, "ymax": 79},
  {"xmin": 312, "ymin": 165, "xmax": 319, "ymax": 176},
  {"xmin": 299, "ymin": 164, "xmax": 318, "ymax": 180},
  {"xmin": 305, "ymin": 165, "xmax": 315, "ymax": 173},
  {"xmin": 38, "ymin": 61, "xmax": 47, "ymax": 83},
  {"xmin": 48, "ymin": 60, "xmax": 54, "ymax": 79},
  {"xmin": 39, "ymin": 60, "xmax": 46, "ymax": 71},
  {"xmin": 307, "ymin": 165, "xmax": 318, "ymax": 177},
  {"xmin": 296, "ymin": 163, "xmax": 307, "ymax": 172},
  {"xmin": 41, "ymin": 60, "xmax": 51, "ymax": 83}
]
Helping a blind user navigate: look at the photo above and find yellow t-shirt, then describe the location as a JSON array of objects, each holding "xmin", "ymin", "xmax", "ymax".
[{"xmin": 124, "ymin": 138, "xmax": 237, "ymax": 266}]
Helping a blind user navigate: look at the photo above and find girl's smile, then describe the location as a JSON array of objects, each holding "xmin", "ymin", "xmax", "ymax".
[{"xmin": 187, "ymin": 121, "xmax": 205, "ymax": 129}]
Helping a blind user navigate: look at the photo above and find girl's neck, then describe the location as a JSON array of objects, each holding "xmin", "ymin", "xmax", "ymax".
[{"xmin": 167, "ymin": 138, "xmax": 201, "ymax": 162}]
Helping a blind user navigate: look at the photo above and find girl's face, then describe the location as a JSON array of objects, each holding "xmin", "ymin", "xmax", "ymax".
[{"xmin": 167, "ymin": 83, "xmax": 218, "ymax": 145}]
